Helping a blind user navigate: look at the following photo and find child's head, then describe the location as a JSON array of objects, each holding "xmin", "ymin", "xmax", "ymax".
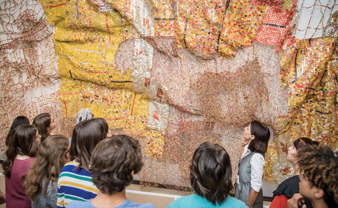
[
  {"xmin": 90, "ymin": 135, "xmax": 143, "ymax": 195},
  {"xmin": 96, "ymin": 117, "xmax": 109, "ymax": 138},
  {"xmin": 190, "ymin": 142, "xmax": 233, "ymax": 205},
  {"xmin": 246, "ymin": 120, "xmax": 270, "ymax": 154},
  {"xmin": 6, "ymin": 116, "xmax": 30, "ymax": 146},
  {"xmin": 69, "ymin": 118, "xmax": 108, "ymax": 172},
  {"xmin": 24, "ymin": 135, "xmax": 70, "ymax": 200},
  {"xmin": 297, "ymin": 144, "xmax": 337, "ymax": 208},
  {"xmin": 2, "ymin": 124, "xmax": 37, "ymax": 177},
  {"xmin": 35, "ymin": 135, "xmax": 70, "ymax": 179},
  {"xmin": 33, "ymin": 113, "xmax": 57, "ymax": 143},
  {"xmin": 76, "ymin": 108, "xmax": 94, "ymax": 124},
  {"xmin": 10, "ymin": 116, "xmax": 30, "ymax": 131},
  {"xmin": 287, "ymin": 137, "xmax": 319, "ymax": 164}
]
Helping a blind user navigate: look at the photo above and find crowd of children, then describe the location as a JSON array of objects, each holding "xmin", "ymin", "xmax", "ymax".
[{"xmin": 1, "ymin": 110, "xmax": 337, "ymax": 208}]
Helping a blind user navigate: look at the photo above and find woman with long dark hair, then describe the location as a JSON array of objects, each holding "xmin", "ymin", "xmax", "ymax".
[
  {"xmin": 57, "ymin": 118, "xmax": 108, "ymax": 208},
  {"xmin": 5, "ymin": 116, "xmax": 30, "ymax": 146},
  {"xmin": 33, "ymin": 113, "xmax": 57, "ymax": 143},
  {"xmin": 2, "ymin": 124, "xmax": 38, "ymax": 208},
  {"xmin": 235, "ymin": 120, "xmax": 271, "ymax": 208}
]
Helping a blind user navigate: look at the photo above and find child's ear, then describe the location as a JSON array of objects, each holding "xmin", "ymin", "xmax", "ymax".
[
  {"xmin": 250, "ymin": 135, "xmax": 255, "ymax": 141},
  {"xmin": 314, "ymin": 188, "xmax": 324, "ymax": 199},
  {"xmin": 131, "ymin": 170, "xmax": 134, "ymax": 176}
]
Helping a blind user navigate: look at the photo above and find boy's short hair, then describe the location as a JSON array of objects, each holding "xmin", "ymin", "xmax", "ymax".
[
  {"xmin": 190, "ymin": 142, "xmax": 233, "ymax": 205},
  {"xmin": 90, "ymin": 135, "xmax": 144, "ymax": 195}
]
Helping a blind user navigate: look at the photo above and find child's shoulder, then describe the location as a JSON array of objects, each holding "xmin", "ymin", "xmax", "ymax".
[
  {"xmin": 123, "ymin": 200, "xmax": 155, "ymax": 208},
  {"xmin": 66, "ymin": 200, "xmax": 93, "ymax": 208},
  {"xmin": 223, "ymin": 196, "xmax": 248, "ymax": 207}
]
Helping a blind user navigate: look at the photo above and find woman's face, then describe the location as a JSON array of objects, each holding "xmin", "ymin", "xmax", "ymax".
[
  {"xmin": 287, "ymin": 145, "xmax": 298, "ymax": 164},
  {"xmin": 243, "ymin": 124, "xmax": 254, "ymax": 141},
  {"xmin": 299, "ymin": 173, "xmax": 317, "ymax": 200},
  {"xmin": 35, "ymin": 130, "xmax": 41, "ymax": 145},
  {"xmin": 49, "ymin": 115, "xmax": 57, "ymax": 130}
]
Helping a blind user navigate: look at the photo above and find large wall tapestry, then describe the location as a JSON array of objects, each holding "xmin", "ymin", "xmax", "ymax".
[
  {"xmin": 1, "ymin": 0, "xmax": 337, "ymax": 188},
  {"xmin": 0, "ymin": 0, "xmax": 64, "ymax": 150}
]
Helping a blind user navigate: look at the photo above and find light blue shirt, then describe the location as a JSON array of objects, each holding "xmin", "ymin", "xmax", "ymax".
[
  {"xmin": 66, "ymin": 199, "xmax": 155, "ymax": 208},
  {"xmin": 166, "ymin": 194, "xmax": 248, "ymax": 208}
]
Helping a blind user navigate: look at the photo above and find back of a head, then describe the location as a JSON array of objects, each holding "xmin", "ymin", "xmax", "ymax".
[
  {"xmin": 32, "ymin": 113, "xmax": 51, "ymax": 143},
  {"xmin": 2, "ymin": 124, "xmax": 37, "ymax": 178},
  {"xmin": 69, "ymin": 118, "xmax": 108, "ymax": 172},
  {"xmin": 6, "ymin": 116, "xmax": 30, "ymax": 146},
  {"xmin": 297, "ymin": 144, "xmax": 338, "ymax": 207},
  {"xmin": 190, "ymin": 142, "xmax": 233, "ymax": 205},
  {"xmin": 95, "ymin": 117, "xmax": 109, "ymax": 137},
  {"xmin": 24, "ymin": 135, "xmax": 69, "ymax": 200},
  {"xmin": 37, "ymin": 135, "xmax": 70, "ymax": 179},
  {"xmin": 76, "ymin": 108, "xmax": 94, "ymax": 124},
  {"xmin": 10, "ymin": 116, "xmax": 30, "ymax": 131},
  {"xmin": 90, "ymin": 135, "xmax": 143, "ymax": 195},
  {"xmin": 293, "ymin": 137, "xmax": 319, "ymax": 150},
  {"xmin": 248, "ymin": 120, "xmax": 271, "ymax": 154}
]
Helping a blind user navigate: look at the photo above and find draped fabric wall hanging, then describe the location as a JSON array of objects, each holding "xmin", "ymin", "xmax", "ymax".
[{"xmin": 1, "ymin": 0, "xmax": 337, "ymax": 187}]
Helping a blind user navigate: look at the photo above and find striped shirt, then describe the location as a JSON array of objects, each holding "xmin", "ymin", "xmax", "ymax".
[{"xmin": 57, "ymin": 161, "xmax": 98, "ymax": 208}]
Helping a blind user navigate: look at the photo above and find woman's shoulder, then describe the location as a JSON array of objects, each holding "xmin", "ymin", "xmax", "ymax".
[
  {"xmin": 167, "ymin": 195, "xmax": 247, "ymax": 208},
  {"xmin": 273, "ymin": 175, "xmax": 300, "ymax": 198},
  {"xmin": 222, "ymin": 196, "xmax": 248, "ymax": 207},
  {"xmin": 67, "ymin": 200, "xmax": 93, "ymax": 208},
  {"xmin": 14, "ymin": 157, "xmax": 34, "ymax": 163},
  {"xmin": 250, "ymin": 152, "xmax": 265, "ymax": 163},
  {"xmin": 13, "ymin": 157, "xmax": 34, "ymax": 170},
  {"xmin": 166, "ymin": 194, "xmax": 203, "ymax": 207},
  {"xmin": 277, "ymin": 175, "xmax": 300, "ymax": 188},
  {"xmin": 60, "ymin": 161, "xmax": 81, "ymax": 172},
  {"xmin": 59, "ymin": 161, "xmax": 92, "ymax": 178}
]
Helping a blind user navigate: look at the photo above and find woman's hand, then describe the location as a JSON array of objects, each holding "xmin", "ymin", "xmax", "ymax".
[{"xmin": 287, "ymin": 193, "xmax": 306, "ymax": 208}]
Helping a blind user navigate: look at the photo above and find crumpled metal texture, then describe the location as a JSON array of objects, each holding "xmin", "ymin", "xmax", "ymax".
[{"xmin": 0, "ymin": 0, "xmax": 63, "ymax": 151}]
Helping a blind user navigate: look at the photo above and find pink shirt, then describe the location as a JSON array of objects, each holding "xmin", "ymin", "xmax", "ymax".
[{"xmin": 5, "ymin": 157, "xmax": 34, "ymax": 208}]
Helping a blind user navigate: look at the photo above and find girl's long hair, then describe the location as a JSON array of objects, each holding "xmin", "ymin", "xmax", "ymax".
[
  {"xmin": 70, "ymin": 118, "xmax": 108, "ymax": 172},
  {"xmin": 24, "ymin": 135, "xmax": 69, "ymax": 200},
  {"xmin": 5, "ymin": 116, "xmax": 30, "ymax": 146},
  {"xmin": 2, "ymin": 124, "xmax": 37, "ymax": 178},
  {"xmin": 32, "ymin": 113, "xmax": 51, "ymax": 143}
]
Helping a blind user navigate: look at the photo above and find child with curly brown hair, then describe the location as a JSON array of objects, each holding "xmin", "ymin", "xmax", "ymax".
[
  {"xmin": 287, "ymin": 144, "xmax": 337, "ymax": 208},
  {"xmin": 65, "ymin": 135, "xmax": 155, "ymax": 208}
]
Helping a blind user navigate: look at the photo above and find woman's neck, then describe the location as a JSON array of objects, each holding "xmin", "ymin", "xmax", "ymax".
[
  {"xmin": 311, "ymin": 198, "xmax": 329, "ymax": 208},
  {"xmin": 15, "ymin": 154, "xmax": 30, "ymax": 160},
  {"xmin": 91, "ymin": 190, "xmax": 127, "ymax": 208},
  {"xmin": 293, "ymin": 164, "xmax": 300, "ymax": 175}
]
